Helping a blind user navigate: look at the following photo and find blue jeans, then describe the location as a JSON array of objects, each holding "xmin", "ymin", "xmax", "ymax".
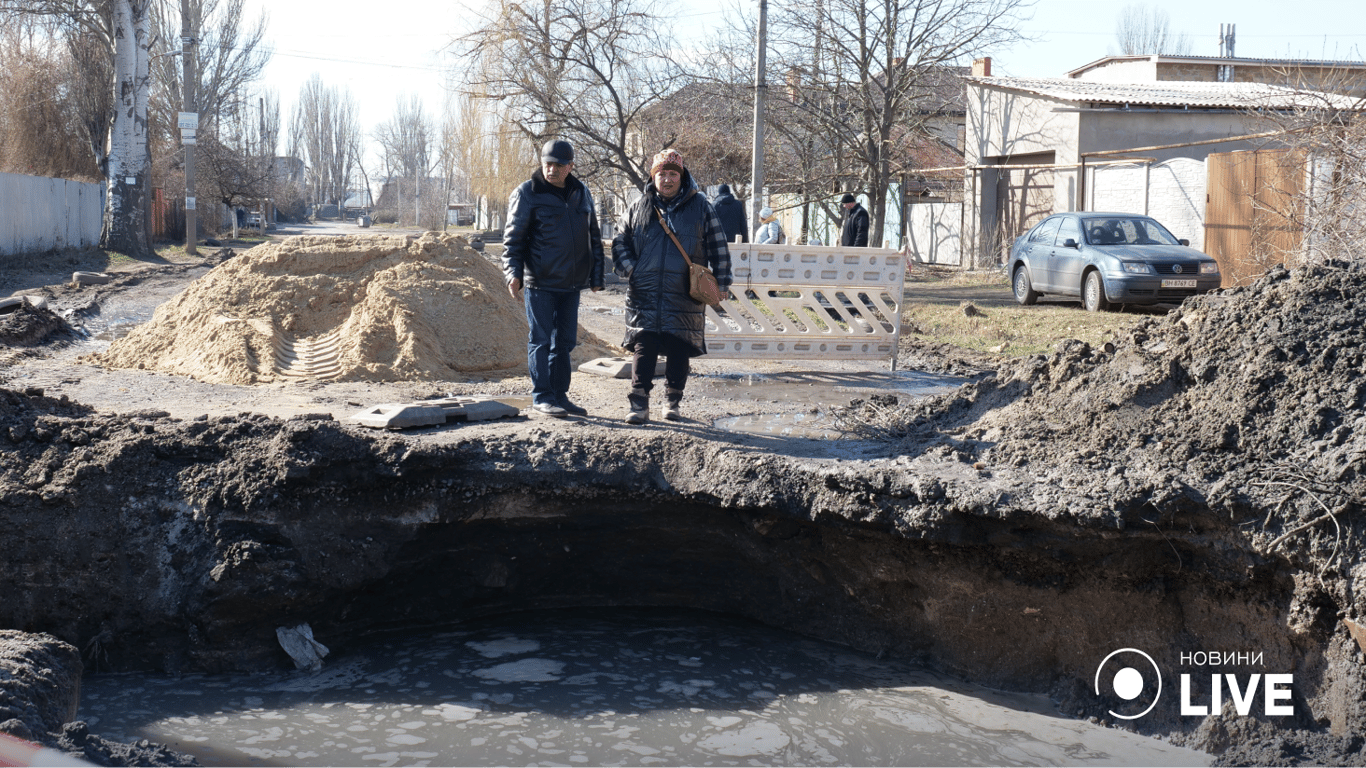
[{"xmin": 524, "ymin": 288, "xmax": 580, "ymax": 407}]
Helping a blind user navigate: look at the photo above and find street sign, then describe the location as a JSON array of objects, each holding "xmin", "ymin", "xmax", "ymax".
[
  {"xmin": 177, "ymin": 112, "xmax": 199, "ymax": 130},
  {"xmin": 185, "ymin": 197, "xmax": 196, "ymax": 210}
]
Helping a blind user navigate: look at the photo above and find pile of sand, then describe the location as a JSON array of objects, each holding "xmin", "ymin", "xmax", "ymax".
[{"xmin": 96, "ymin": 233, "xmax": 613, "ymax": 385}]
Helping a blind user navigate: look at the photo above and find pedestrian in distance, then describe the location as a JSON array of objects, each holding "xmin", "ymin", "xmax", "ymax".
[
  {"xmin": 612, "ymin": 148, "xmax": 733, "ymax": 424},
  {"xmin": 502, "ymin": 139, "xmax": 606, "ymax": 418},
  {"xmin": 839, "ymin": 193, "xmax": 869, "ymax": 247},
  {"xmin": 710, "ymin": 184, "xmax": 749, "ymax": 243},
  {"xmin": 754, "ymin": 207, "xmax": 784, "ymax": 244}
]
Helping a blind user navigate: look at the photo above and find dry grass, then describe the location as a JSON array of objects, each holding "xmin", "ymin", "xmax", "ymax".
[{"xmin": 901, "ymin": 266, "xmax": 1167, "ymax": 357}]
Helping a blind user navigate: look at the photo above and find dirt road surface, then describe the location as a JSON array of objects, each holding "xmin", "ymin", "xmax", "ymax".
[{"xmin": 2, "ymin": 227, "xmax": 965, "ymax": 455}]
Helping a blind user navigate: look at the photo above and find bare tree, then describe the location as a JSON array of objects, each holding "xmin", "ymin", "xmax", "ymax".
[
  {"xmin": 199, "ymin": 90, "xmax": 278, "ymax": 232},
  {"xmin": 446, "ymin": 90, "xmax": 536, "ymax": 228},
  {"xmin": 0, "ymin": 18, "xmax": 104, "ymax": 180},
  {"xmin": 765, "ymin": 0, "xmax": 1028, "ymax": 246},
  {"xmin": 290, "ymin": 75, "xmax": 361, "ymax": 213},
  {"xmin": 374, "ymin": 94, "xmax": 434, "ymax": 226},
  {"xmin": 1244, "ymin": 85, "xmax": 1366, "ymax": 270},
  {"xmin": 0, "ymin": 0, "xmax": 157, "ymax": 255},
  {"xmin": 375, "ymin": 94, "xmax": 431, "ymax": 182},
  {"xmin": 437, "ymin": 91, "xmax": 480, "ymax": 230},
  {"xmin": 1113, "ymin": 3, "xmax": 1193, "ymax": 56},
  {"xmin": 149, "ymin": 0, "xmax": 269, "ymax": 143},
  {"xmin": 455, "ymin": 0, "xmax": 686, "ymax": 190}
]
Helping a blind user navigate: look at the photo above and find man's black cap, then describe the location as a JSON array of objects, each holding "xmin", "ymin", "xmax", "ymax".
[
  {"xmin": 541, "ymin": 139, "xmax": 574, "ymax": 165},
  {"xmin": 840, "ymin": 193, "xmax": 856, "ymax": 204}
]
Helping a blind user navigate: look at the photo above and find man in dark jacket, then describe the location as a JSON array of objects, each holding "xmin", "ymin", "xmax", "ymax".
[
  {"xmin": 839, "ymin": 192, "xmax": 869, "ymax": 247},
  {"xmin": 613, "ymin": 149, "xmax": 732, "ymax": 424},
  {"xmin": 710, "ymin": 184, "xmax": 748, "ymax": 244},
  {"xmin": 503, "ymin": 139, "xmax": 605, "ymax": 417}
]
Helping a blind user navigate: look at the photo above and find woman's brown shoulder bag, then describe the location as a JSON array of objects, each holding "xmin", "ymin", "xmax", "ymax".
[{"xmin": 654, "ymin": 207, "xmax": 723, "ymax": 308}]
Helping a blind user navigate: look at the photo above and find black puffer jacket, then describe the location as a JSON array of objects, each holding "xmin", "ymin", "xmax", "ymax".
[
  {"xmin": 711, "ymin": 184, "xmax": 748, "ymax": 244},
  {"xmin": 502, "ymin": 170, "xmax": 605, "ymax": 291},
  {"xmin": 613, "ymin": 171, "xmax": 732, "ymax": 356}
]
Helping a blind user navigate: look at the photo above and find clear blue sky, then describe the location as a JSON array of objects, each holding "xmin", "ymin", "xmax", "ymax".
[
  {"xmin": 239, "ymin": 0, "xmax": 1365, "ymax": 167},
  {"xmin": 997, "ymin": 0, "xmax": 1366, "ymax": 78}
]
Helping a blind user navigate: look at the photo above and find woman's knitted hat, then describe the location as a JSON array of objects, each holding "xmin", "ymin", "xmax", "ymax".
[{"xmin": 651, "ymin": 149, "xmax": 685, "ymax": 176}]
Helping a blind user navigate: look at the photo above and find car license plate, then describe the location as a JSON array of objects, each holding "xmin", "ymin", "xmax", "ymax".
[{"xmin": 1162, "ymin": 279, "xmax": 1197, "ymax": 288}]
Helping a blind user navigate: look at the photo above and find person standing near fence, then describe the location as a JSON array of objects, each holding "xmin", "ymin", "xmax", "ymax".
[
  {"xmin": 755, "ymin": 206, "xmax": 784, "ymax": 244},
  {"xmin": 710, "ymin": 184, "xmax": 748, "ymax": 243},
  {"xmin": 839, "ymin": 193, "xmax": 869, "ymax": 247},
  {"xmin": 612, "ymin": 149, "xmax": 732, "ymax": 424},
  {"xmin": 503, "ymin": 139, "xmax": 605, "ymax": 418}
]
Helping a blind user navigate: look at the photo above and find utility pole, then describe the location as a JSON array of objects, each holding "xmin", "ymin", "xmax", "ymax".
[
  {"xmin": 179, "ymin": 0, "xmax": 197, "ymax": 255},
  {"xmin": 259, "ymin": 96, "xmax": 270, "ymax": 232},
  {"xmin": 749, "ymin": 0, "xmax": 768, "ymax": 232}
]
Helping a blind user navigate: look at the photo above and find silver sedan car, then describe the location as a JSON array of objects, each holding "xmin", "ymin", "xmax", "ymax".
[{"xmin": 1008, "ymin": 213, "xmax": 1221, "ymax": 311}]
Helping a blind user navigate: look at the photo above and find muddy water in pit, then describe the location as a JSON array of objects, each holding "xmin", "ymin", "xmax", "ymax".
[
  {"xmin": 702, "ymin": 370, "xmax": 967, "ymax": 439},
  {"xmin": 78, "ymin": 610, "xmax": 1209, "ymax": 767}
]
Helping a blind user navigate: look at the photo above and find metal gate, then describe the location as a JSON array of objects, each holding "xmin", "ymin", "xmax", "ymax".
[
  {"xmin": 705, "ymin": 242, "xmax": 904, "ymax": 365},
  {"xmin": 1205, "ymin": 148, "xmax": 1305, "ymax": 285}
]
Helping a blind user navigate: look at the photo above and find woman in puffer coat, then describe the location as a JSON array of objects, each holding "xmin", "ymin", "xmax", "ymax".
[{"xmin": 612, "ymin": 149, "xmax": 733, "ymax": 424}]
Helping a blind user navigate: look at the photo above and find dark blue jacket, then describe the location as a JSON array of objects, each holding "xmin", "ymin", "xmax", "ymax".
[
  {"xmin": 502, "ymin": 170, "xmax": 605, "ymax": 291},
  {"xmin": 613, "ymin": 171, "xmax": 733, "ymax": 356},
  {"xmin": 711, "ymin": 184, "xmax": 748, "ymax": 244}
]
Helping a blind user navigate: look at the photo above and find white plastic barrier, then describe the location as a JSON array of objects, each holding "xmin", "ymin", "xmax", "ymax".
[{"xmin": 706, "ymin": 242, "xmax": 904, "ymax": 365}]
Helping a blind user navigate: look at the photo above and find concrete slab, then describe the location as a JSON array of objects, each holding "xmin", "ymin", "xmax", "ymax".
[
  {"xmin": 351, "ymin": 395, "xmax": 521, "ymax": 429},
  {"xmin": 577, "ymin": 357, "xmax": 667, "ymax": 379},
  {"xmin": 352, "ymin": 404, "xmax": 448, "ymax": 429},
  {"xmin": 72, "ymin": 271, "xmax": 111, "ymax": 285}
]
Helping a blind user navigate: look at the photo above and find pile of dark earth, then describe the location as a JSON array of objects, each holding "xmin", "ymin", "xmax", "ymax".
[
  {"xmin": 1, "ymin": 262, "xmax": 1365, "ymax": 766},
  {"xmin": 843, "ymin": 262, "xmax": 1366, "ymax": 765}
]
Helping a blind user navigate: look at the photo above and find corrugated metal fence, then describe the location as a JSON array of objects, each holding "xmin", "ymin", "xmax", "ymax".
[{"xmin": 0, "ymin": 172, "xmax": 103, "ymax": 256}]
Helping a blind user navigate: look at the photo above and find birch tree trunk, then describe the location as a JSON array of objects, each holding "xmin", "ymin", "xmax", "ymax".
[{"xmin": 101, "ymin": 0, "xmax": 153, "ymax": 257}]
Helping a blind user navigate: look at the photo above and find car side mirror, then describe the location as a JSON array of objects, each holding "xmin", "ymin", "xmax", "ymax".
[
  {"xmin": 1179, "ymin": 239, "xmax": 1190, "ymax": 246},
  {"xmin": 1062, "ymin": 238, "xmax": 1079, "ymax": 249}
]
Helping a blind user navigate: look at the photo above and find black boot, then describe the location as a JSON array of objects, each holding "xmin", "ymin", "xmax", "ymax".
[
  {"xmin": 663, "ymin": 387, "xmax": 683, "ymax": 421},
  {"xmin": 626, "ymin": 388, "xmax": 649, "ymax": 424}
]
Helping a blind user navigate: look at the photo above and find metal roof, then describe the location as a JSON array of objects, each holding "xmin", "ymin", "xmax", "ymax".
[
  {"xmin": 966, "ymin": 76, "xmax": 1361, "ymax": 110},
  {"xmin": 1066, "ymin": 54, "xmax": 1366, "ymax": 78}
]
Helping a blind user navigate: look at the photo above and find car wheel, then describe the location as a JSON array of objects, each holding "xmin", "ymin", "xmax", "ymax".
[
  {"xmin": 1012, "ymin": 265, "xmax": 1038, "ymax": 306},
  {"xmin": 1083, "ymin": 270, "xmax": 1111, "ymax": 312}
]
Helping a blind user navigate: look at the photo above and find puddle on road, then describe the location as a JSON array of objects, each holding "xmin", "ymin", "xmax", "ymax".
[
  {"xmin": 490, "ymin": 396, "xmax": 533, "ymax": 410},
  {"xmin": 702, "ymin": 370, "xmax": 967, "ymax": 440},
  {"xmin": 73, "ymin": 268, "xmax": 212, "ymax": 344},
  {"xmin": 714, "ymin": 412, "xmax": 847, "ymax": 440}
]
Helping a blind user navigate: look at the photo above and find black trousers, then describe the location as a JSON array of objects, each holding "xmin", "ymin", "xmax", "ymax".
[{"xmin": 629, "ymin": 331, "xmax": 691, "ymax": 394}]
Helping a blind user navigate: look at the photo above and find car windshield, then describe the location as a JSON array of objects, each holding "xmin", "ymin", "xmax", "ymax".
[{"xmin": 1083, "ymin": 218, "xmax": 1181, "ymax": 246}]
